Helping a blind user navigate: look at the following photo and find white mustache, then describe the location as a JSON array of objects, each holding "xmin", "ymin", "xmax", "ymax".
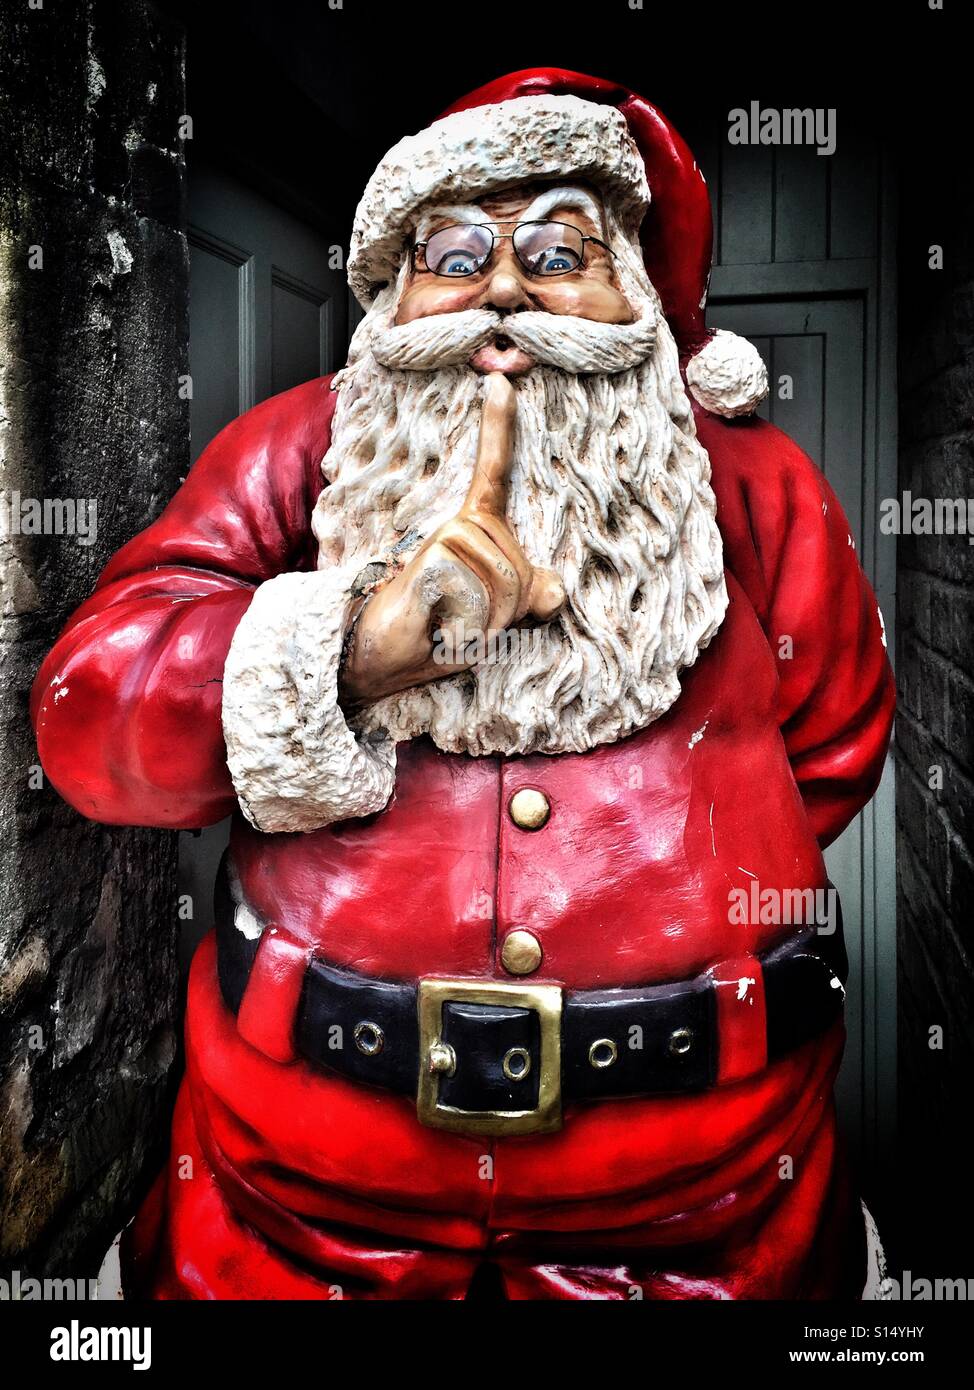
[{"xmin": 370, "ymin": 304, "xmax": 657, "ymax": 375}]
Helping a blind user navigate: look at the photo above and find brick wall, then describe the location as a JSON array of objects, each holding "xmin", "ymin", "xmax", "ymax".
[{"xmin": 896, "ymin": 155, "xmax": 974, "ymax": 1272}]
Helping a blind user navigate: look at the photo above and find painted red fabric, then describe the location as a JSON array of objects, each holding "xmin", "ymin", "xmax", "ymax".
[{"xmin": 32, "ymin": 370, "xmax": 893, "ymax": 1299}]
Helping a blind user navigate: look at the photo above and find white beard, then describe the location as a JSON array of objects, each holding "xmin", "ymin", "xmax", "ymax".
[{"xmin": 311, "ymin": 278, "xmax": 727, "ymax": 759}]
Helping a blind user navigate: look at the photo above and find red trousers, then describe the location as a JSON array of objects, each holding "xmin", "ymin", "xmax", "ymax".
[{"xmin": 123, "ymin": 935, "xmax": 864, "ymax": 1300}]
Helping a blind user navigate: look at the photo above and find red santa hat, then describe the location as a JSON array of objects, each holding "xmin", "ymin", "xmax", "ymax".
[{"xmin": 347, "ymin": 67, "xmax": 767, "ymax": 419}]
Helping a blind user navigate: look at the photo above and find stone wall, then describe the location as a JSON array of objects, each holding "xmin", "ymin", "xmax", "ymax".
[
  {"xmin": 0, "ymin": 1, "xmax": 187, "ymax": 1279},
  {"xmin": 896, "ymin": 145, "xmax": 974, "ymax": 1273}
]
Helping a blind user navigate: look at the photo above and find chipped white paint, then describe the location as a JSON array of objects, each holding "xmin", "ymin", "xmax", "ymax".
[
  {"xmin": 87, "ymin": 55, "xmax": 106, "ymax": 105},
  {"xmin": 106, "ymin": 230, "xmax": 133, "ymax": 277},
  {"xmin": 688, "ymin": 720, "xmax": 709, "ymax": 749},
  {"xmin": 233, "ymin": 900, "xmax": 262, "ymax": 942},
  {"xmin": 95, "ymin": 1231, "xmax": 124, "ymax": 1301},
  {"xmin": 686, "ymin": 329, "xmax": 769, "ymax": 419},
  {"xmin": 225, "ymin": 857, "xmax": 264, "ymax": 941},
  {"xmin": 0, "ymin": 236, "xmax": 43, "ymax": 618},
  {"xmin": 736, "ymin": 976, "xmax": 756, "ymax": 1001},
  {"xmin": 861, "ymin": 1201, "xmax": 889, "ymax": 1300}
]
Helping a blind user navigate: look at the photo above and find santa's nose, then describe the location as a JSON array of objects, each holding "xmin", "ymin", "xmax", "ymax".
[{"xmin": 478, "ymin": 265, "xmax": 532, "ymax": 313}]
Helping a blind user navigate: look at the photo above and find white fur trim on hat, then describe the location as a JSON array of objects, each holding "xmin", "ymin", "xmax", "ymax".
[
  {"xmin": 685, "ymin": 329, "xmax": 769, "ymax": 419},
  {"xmin": 347, "ymin": 95, "xmax": 650, "ymax": 307}
]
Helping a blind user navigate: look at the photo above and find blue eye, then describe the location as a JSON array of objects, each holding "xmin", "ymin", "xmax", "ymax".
[
  {"xmin": 428, "ymin": 249, "xmax": 481, "ymax": 276},
  {"xmin": 535, "ymin": 246, "xmax": 578, "ymax": 274},
  {"xmin": 423, "ymin": 224, "xmax": 493, "ymax": 276}
]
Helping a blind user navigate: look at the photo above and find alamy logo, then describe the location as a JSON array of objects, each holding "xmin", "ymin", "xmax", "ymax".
[
  {"xmin": 880, "ymin": 491, "xmax": 974, "ymax": 543},
  {"xmin": 50, "ymin": 1321, "xmax": 151, "ymax": 1371},
  {"xmin": 879, "ymin": 1272, "xmax": 974, "ymax": 1301},
  {"xmin": 727, "ymin": 103, "xmax": 837, "ymax": 156},
  {"xmin": 728, "ymin": 881, "xmax": 838, "ymax": 934},
  {"xmin": 0, "ymin": 1270, "xmax": 97, "ymax": 1299},
  {"xmin": 0, "ymin": 490, "xmax": 98, "ymax": 546},
  {"xmin": 432, "ymin": 619, "xmax": 545, "ymax": 667}
]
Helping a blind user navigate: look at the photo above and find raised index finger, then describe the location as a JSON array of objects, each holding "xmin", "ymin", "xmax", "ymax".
[{"xmin": 461, "ymin": 372, "xmax": 516, "ymax": 520}]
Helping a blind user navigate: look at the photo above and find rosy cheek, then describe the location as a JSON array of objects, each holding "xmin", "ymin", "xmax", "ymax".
[
  {"xmin": 537, "ymin": 281, "xmax": 633, "ymax": 323},
  {"xmin": 530, "ymin": 283, "xmax": 614, "ymax": 323},
  {"xmin": 395, "ymin": 281, "xmax": 478, "ymax": 323},
  {"xmin": 542, "ymin": 286, "xmax": 588, "ymax": 316}
]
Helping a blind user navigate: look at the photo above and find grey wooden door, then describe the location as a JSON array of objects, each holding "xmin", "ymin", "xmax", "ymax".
[
  {"xmin": 709, "ymin": 296, "xmax": 895, "ymax": 1165},
  {"xmin": 690, "ymin": 116, "xmax": 898, "ymax": 1181},
  {"xmin": 187, "ymin": 162, "xmax": 348, "ymax": 463},
  {"xmin": 178, "ymin": 164, "xmax": 349, "ymax": 967}
]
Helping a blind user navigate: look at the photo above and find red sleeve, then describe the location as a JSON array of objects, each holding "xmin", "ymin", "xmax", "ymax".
[
  {"xmin": 697, "ymin": 408, "xmax": 896, "ymax": 850},
  {"xmin": 30, "ymin": 376, "xmax": 336, "ymax": 829}
]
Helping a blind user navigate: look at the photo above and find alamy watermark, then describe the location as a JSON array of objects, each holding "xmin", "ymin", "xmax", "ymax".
[
  {"xmin": 728, "ymin": 881, "xmax": 838, "ymax": 934},
  {"xmin": 432, "ymin": 619, "xmax": 545, "ymax": 667},
  {"xmin": 50, "ymin": 1321, "xmax": 151, "ymax": 1371},
  {"xmin": 880, "ymin": 491, "xmax": 974, "ymax": 544},
  {"xmin": 1, "ymin": 490, "xmax": 97, "ymax": 547},
  {"xmin": 0, "ymin": 1268, "xmax": 97, "ymax": 1299},
  {"xmin": 727, "ymin": 103, "xmax": 837, "ymax": 156},
  {"xmin": 879, "ymin": 1271, "xmax": 974, "ymax": 1301}
]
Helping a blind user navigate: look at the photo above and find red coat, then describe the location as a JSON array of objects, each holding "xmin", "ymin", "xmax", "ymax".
[{"xmin": 31, "ymin": 377, "xmax": 895, "ymax": 1299}]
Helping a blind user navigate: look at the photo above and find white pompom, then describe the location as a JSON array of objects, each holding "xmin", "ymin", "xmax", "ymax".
[{"xmin": 686, "ymin": 329, "xmax": 769, "ymax": 419}]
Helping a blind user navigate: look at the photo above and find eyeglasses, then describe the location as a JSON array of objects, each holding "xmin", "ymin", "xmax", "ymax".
[{"xmin": 414, "ymin": 220, "xmax": 613, "ymax": 279}]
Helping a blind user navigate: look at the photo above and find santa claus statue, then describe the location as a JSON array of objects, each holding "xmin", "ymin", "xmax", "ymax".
[{"xmin": 32, "ymin": 70, "xmax": 895, "ymax": 1300}]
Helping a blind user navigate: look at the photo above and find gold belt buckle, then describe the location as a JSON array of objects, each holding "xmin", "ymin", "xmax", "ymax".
[{"xmin": 416, "ymin": 978, "xmax": 563, "ymax": 1137}]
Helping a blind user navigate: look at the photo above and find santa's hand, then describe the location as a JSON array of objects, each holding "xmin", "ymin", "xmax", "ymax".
[{"xmin": 340, "ymin": 373, "xmax": 565, "ymax": 705}]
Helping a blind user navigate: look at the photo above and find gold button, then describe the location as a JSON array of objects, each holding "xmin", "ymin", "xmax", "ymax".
[
  {"xmin": 509, "ymin": 788, "xmax": 550, "ymax": 831},
  {"xmin": 500, "ymin": 929, "xmax": 543, "ymax": 976}
]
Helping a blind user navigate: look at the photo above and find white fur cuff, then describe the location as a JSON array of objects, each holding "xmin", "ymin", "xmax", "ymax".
[{"xmin": 222, "ymin": 568, "xmax": 397, "ymax": 834}]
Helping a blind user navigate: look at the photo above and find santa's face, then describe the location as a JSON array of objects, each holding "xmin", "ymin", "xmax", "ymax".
[{"xmin": 395, "ymin": 183, "xmax": 635, "ymax": 376}]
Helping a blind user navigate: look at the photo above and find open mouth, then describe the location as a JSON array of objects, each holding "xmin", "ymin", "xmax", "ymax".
[{"xmin": 469, "ymin": 334, "xmax": 534, "ymax": 376}]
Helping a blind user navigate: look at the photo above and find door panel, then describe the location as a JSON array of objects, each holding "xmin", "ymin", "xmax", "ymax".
[
  {"xmin": 187, "ymin": 230, "xmax": 251, "ymax": 465},
  {"xmin": 188, "ymin": 162, "xmax": 347, "ymax": 461},
  {"xmin": 773, "ymin": 145, "xmax": 829, "ymax": 263},
  {"xmin": 271, "ymin": 271, "xmax": 332, "ymax": 399},
  {"xmin": 719, "ymin": 143, "xmax": 775, "ymax": 264},
  {"xmin": 708, "ymin": 296, "xmax": 877, "ymax": 1156},
  {"xmin": 181, "ymin": 165, "xmax": 348, "ymax": 967},
  {"xmin": 708, "ymin": 299, "xmax": 863, "ymax": 515},
  {"xmin": 694, "ymin": 114, "xmax": 898, "ymax": 1184}
]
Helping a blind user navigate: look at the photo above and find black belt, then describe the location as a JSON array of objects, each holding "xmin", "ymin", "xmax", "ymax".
[{"xmin": 215, "ymin": 860, "xmax": 846, "ymax": 1137}]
